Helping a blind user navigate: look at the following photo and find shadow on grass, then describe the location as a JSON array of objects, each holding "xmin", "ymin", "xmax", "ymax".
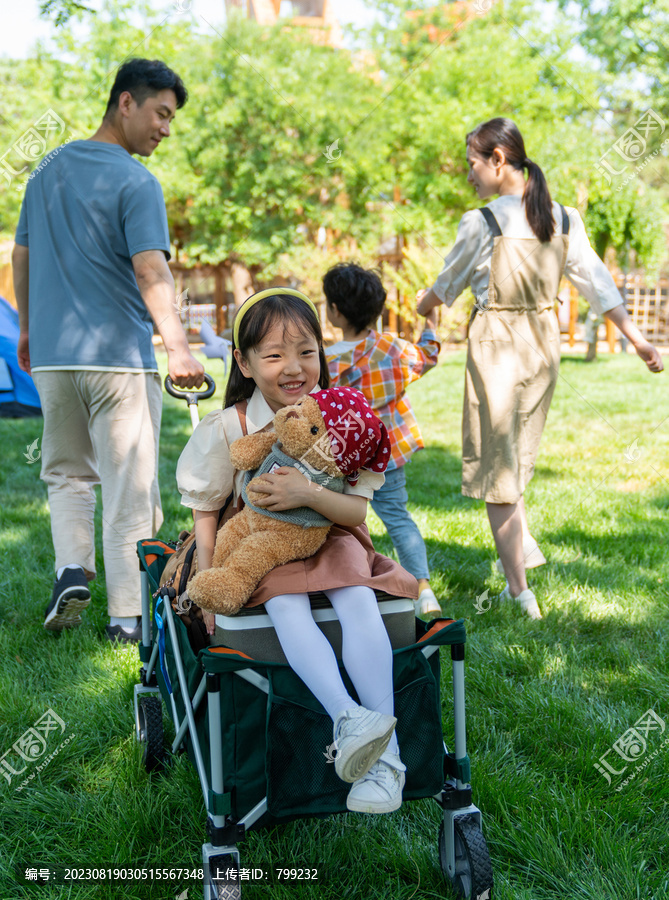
[
  {"xmin": 422, "ymin": 536, "xmax": 493, "ymax": 583},
  {"xmin": 531, "ymin": 464, "xmax": 563, "ymax": 480},
  {"xmin": 558, "ymin": 354, "xmax": 610, "ymax": 365},
  {"xmin": 404, "ymin": 446, "xmax": 468, "ymax": 512},
  {"xmin": 542, "ymin": 520, "xmax": 667, "ymax": 574},
  {"xmin": 413, "ymin": 513, "xmax": 669, "ymax": 633},
  {"xmin": 409, "ymin": 448, "xmax": 564, "ymax": 514}
]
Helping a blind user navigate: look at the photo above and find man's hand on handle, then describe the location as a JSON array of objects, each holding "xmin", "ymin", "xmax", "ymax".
[{"xmin": 167, "ymin": 348, "xmax": 205, "ymax": 388}]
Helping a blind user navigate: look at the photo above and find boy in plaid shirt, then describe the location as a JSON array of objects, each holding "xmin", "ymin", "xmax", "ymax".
[{"xmin": 324, "ymin": 263, "xmax": 442, "ymax": 617}]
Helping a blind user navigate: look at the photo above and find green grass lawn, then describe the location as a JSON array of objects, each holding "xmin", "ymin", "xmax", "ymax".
[{"xmin": 1, "ymin": 349, "xmax": 668, "ymax": 900}]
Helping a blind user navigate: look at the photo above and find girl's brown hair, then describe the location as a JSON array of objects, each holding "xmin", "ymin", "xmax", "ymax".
[{"xmin": 466, "ymin": 117, "xmax": 555, "ymax": 243}]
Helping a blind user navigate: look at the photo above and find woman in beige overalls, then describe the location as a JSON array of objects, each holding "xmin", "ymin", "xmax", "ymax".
[{"xmin": 418, "ymin": 118, "xmax": 663, "ymax": 619}]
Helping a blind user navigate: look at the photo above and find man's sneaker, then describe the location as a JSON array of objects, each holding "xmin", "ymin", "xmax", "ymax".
[
  {"xmin": 346, "ymin": 751, "xmax": 406, "ymax": 814},
  {"xmin": 333, "ymin": 707, "xmax": 397, "ymax": 783},
  {"xmin": 496, "ymin": 537, "xmax": 546, "ymax": 575},
  {"xmin": 44, "ymin": 568, "xmax": 91, "ymax": 631},
  {"xmin": 414, "ymin": 587, "xmax": 442, "ymax": 619},
  {"xmin": 105, "ymin": 623, "xmax": 143, "ymax": 645},
  {"xmin": 500, "ymin": 585, "xmax": 543, "ymax": 620}
]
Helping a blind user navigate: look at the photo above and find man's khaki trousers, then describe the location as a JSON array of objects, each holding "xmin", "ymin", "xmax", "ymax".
[{"xmin": 33, "ymin": 370, "xmax": 163, "ymax": 617}]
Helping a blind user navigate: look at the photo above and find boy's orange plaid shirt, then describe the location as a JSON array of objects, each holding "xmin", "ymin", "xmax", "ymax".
[{"xmin": 326, "ymin": 329, "xmax": 440, "ymax": 469}]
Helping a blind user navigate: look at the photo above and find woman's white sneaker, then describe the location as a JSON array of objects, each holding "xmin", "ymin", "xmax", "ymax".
[
  {"xmin": 333, "ymin": 707, "xmax": 397, "ymax": 783},
  {"xmin": 517, "ymin": 589, "xmax": 542, "ymax": 619},
  {"xmin": 496, "ymin": 536, "xmax": 546, "ymax": 575},
  {"xmin": 500, "ymin": 585, "xmax": 542, "ymax": 620},
  {"xmin": 346, "ymin": 751, "xmax": 406, "ymax": 814}
]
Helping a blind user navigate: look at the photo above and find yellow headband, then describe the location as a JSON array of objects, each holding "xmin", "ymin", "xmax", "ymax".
[{"xmin": 232, "ymin": 287, "xmax": 319, "ymax": 347}]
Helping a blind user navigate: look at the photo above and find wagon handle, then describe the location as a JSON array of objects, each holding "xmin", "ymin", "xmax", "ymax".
[{"xmin": 164, "ymin": 374, "xmax": 216, "ymax": 429}]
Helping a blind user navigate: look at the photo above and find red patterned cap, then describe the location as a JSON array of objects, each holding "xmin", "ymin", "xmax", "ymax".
[{"xmin": 311, "ymin": 387, "xmax": 391, "ymax": 478}]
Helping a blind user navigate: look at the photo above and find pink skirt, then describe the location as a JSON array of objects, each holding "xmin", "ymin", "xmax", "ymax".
[{"xmin": 245, "ymin": 523, "xmax": 419, "ymax": 607}]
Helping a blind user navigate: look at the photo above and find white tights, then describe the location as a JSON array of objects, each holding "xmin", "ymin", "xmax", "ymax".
[{"xmin": 264, "ymin": 586, "xmax": 398, "ymax": 754}]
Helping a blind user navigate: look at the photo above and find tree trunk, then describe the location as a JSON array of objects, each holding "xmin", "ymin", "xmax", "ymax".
[
  {"xmin": 213, "ymin": 265, "xmax": 226, "ymax": 334},
  {"xmin": 230, "ymin": 262, "xmax": 255, "ymax": 308}
]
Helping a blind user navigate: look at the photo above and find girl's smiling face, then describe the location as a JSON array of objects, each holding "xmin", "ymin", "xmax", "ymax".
[{"xmin": 234, "ymin": 323, "xmax": 322, "ymax": 412}]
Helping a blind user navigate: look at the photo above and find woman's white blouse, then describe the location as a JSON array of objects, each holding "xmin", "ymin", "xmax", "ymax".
[
  {"xmin": 176, "ymin": 387, "xmax": 385, "ymax": 512},
  {"xmin": 431, "ymin": 195, "xmax": 623, "ymax": 316}
]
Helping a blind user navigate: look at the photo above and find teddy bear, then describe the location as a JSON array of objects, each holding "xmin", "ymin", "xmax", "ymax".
[{"xmin": 187, "ymin": 387, "xmax": 389, "ymax": 616}]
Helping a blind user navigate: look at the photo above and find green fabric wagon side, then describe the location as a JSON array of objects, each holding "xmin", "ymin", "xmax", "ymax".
[
  {"xmin": 155, "ymin": 590, "xmax": 465, "ymax": 822},
  {"xmin": 134, "ymin": 538, "xmax": 493, "ymax": 900}
]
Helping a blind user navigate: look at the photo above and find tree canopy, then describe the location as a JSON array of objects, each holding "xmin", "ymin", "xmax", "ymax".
[{"xmin": 1, "ymin": 0, "xmax": 666, "ymax": 288}]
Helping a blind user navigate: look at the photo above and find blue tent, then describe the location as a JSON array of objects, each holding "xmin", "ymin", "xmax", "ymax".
[{"xmin": 0, "ymin": 296, "xmax": 41, "ymax": 417}]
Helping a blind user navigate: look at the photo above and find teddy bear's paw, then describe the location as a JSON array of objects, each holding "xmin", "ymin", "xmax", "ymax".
[
  {"xmin": 247, "ymin": 476, "xmax": 272, "ymax": 493},
  {"xmin": 189, "ymin": 571, "xmax": 232, "ymax": 612},
  {"xmin": 186, "ymin": 571, "xmax": 213, "ymax": 607},
  {"xmin": 189, "ymin": 569, "xmax": 249, "ymax": 616},
  {"xmin": 246, "ymin": 477, "xmax": 274, "ymax": 506},
  {"xmin": 246, "ymin": 490, "xmax": 269, "ymax": 506}
]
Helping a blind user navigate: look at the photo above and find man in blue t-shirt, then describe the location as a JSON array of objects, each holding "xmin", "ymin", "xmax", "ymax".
[{"xmin": 12, "ymin": 58, "xmax": 204, "ymax": 643}]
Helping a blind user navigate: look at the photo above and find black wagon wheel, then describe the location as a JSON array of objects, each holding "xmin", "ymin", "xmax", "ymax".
[
  {"xmin": 206, "ymin": 855, "xmax": 241, "ymax": 900},
  {"xmin": 137, "ymin": 696, "xmax": 164, "ymax": 773},
  {"xmin": 439, "ymin": 815, "xmax": 493, "ymax": 900}
]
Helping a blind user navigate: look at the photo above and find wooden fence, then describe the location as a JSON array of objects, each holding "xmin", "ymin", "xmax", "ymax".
[
  {"xmin": 617, "ymin": 276, "xmax": 669, "ymax": 344},
  {"xmin": 2, "ymin": 256, "xmax": 668, "ymax": 345},
  {"xmin": 562, "ymin": 276, "xmax": 669, "ymax": 349}
]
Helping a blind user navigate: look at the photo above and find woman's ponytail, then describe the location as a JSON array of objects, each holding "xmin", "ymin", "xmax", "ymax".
[
  {"xmin": 523, "ymin": 157, "xmax": 554, "ymax": 243},
  {"xmin": 466, "ymin": 118, "xmax": 555, "ymax": 243}
]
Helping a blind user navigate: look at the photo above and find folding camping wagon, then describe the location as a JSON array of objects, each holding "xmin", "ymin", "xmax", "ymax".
[{"xmin": 132, "ymin": 376, "xmax": 494, "ymax": 900}]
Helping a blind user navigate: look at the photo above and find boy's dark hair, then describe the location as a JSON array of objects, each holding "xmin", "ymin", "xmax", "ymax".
[
  {"xmin": 105, "ymin": 58, "xmax": 188, "ymax": 117},
  {"xmin": 322, "ymin": 263, "xmax": 386, "ymax": 334},
  {"xmin": 225, "ymin": 294, "xmax": 330, "ymax": 408}
]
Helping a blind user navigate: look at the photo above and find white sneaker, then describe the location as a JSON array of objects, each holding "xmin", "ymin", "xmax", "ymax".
[
  {"xmin": 500, "ymin": 585, "xmax": 543, "ymax": 620},
  {"xmin": 346, "ymin": 751, "xmax": 406, "ymax": 814},
  {"xmin": 496, "ymin": 536, "xmax": 546, "ymax": 576},
  {"xmin": 414, "ymin": 587, "xmax": 442, "ymax": 618},
  {"xmin": 333, "ymin": 707, "xmax": 397, "ymax": 784}
]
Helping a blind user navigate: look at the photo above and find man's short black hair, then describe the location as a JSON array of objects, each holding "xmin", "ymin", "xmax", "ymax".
[
  {"xmin": 105, "ymin": 58, "xmax": 187, "ymax": 117},
  {"xmin": 322, "ymin": 262, "xmax": 386, "ymax": 334}
]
